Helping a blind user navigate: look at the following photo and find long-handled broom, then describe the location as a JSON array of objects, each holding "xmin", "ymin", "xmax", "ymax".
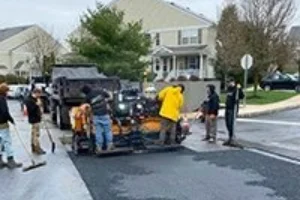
[
  {"xmin": 42, "ymin": 121, "xmax": 56, "ymax": 153},
  {"xmin": 12, "ymin": 125, "xmax": 46, "ymax": 172}
]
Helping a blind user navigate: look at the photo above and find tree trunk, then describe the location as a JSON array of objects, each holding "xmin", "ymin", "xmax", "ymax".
[
  {"xmin": 224, "ymin": 73, "xmax": 228, "ymax": 91},
  {"xmin": 253, "ymin": 70, "xmax": 259, "ymax": 97}
]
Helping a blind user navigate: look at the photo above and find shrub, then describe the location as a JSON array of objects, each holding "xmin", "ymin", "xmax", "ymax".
[
  {"xmin": 156, "ymin": 79, "xmax": 165, "ymax": 82},
  {"xmin": 0, "ymin": 75, "xmax": 5, "ymax": 83},
  {"xmin": 177, "ymin": 75, "xmax": 188, "ymax": 81},
  {"xmin": 169, "ymin": 78, "xmax": 176, "ymax": 82},
  {"xmin": 4, "ymin": 74, "xmax": 27, "ymax": 84},
  {"xmin": 189, "ymin": 75, "xmax": 200, "ymax": 81}
]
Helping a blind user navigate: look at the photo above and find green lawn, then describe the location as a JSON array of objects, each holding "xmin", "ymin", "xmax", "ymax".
[{"xmin": 220, "ymin": 91, "xmax": 298, "ymax": 105}]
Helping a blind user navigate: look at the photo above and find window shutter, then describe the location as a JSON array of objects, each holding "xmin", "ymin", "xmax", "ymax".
[
  {"xmin": 178, "ymin": 30, "xmax": 182, "ymax": 45},
  {"xmin": 198, "ymin": 29, "xmax": 202, "ymax": 44}
]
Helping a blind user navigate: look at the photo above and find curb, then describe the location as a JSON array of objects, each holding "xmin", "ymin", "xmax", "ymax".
[
  {"xmin": 237, "ymin": 104, "xmax": 300, "ymax": 118},
  {"xmin": 184, "ymin": 104, "xmax": 300, "ymax": 120}
]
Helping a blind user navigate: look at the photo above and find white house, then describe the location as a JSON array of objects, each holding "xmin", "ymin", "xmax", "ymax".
[
  {"xmin": 109, "ymin": 0, "xmax": 217, "ymax": 80},
  {"xmin": 0, "ymin": 25, "xmax": 67, "ymax": 77},
  {"xmin": 70, "ymin": 0, "xmax": 217, "ymax": 81}
]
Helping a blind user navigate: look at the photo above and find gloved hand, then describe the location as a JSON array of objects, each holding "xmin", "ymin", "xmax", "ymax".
[{"xmin": 83, "ymin": 124, "xmax": 88, "ymax": 131}]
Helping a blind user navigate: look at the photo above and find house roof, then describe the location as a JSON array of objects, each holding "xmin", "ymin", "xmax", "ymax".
[
  {"xmin": 0, "ymin": 25, "xmax": 33, "ymax": 42},
  {"xmin": 289, "ymin": 26, "xmax": 300, "ymax": 41},
  {"xmin": 0, "ymin": 65, "xmax": 8, "ymax": 69},
  {"xmin": 108, "ymin": 0, "xmax": 214, "ymax": 25},
  {"xmin": 14, "ymin": 61, "xmax": 25, "ymax": 70},
  {"xmin": 152, "ymin": 45, "xmax": 208, "ymax": 56},
  {"xmin": 167, "ymin": 2, "xmax": 214, "ymax": 24}
]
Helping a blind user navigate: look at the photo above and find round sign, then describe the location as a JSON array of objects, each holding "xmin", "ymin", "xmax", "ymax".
[{"xmin": 241, "ymin": 54, "xmax": 253, "ymax": 70}]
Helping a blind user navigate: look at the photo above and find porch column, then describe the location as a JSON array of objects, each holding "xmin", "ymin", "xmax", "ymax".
[
  {"xmin": 160, "ymin": 57, "xmax": 164, "ymax": 79},
  {"xmin": 199, "ymin": 54, "xmax": 204, "ymax": 79},
  {"xmin": 151, "ymin": 56, "xmax": 155, "ymax": 73},
  {"xmin": 173, "ymin": 55, "xmax": 177, "ymax": 78}
]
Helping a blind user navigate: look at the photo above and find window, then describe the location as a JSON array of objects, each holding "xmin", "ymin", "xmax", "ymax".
[
  {"xmin": 155, "ymin": 33, "xmax": 160, "ymax": 46},
  {"xmin": 179, "ymin": 29, "xmax": 202, "ymax": 45},
  {"xmin": 163, "ymin": 58, "xmax": 168, "ymax": 71},
  {"xmin": 188, "ymin": 57, "xmax": 198, "ymax": 69},
  {"xmin": 145, "ymin": 33, "xmax": 151, "ymax": 40},
  {"xmin": 155, "ymin": 59, "xmax": 160, "ymax": 71}
]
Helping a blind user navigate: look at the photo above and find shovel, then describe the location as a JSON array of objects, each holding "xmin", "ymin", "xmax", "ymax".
[
  {"xmin": 12, "ymin": 125, "xmax": 46, "ymax": 172},
  {"xmin": 42, "ymin": 121, "xmax": 56, "ymax": 153}
]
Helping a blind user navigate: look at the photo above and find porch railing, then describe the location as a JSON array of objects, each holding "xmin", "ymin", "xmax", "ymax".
[{"xmin": 164, "ymin": 69, "xmax": 200, "ymax": 81}]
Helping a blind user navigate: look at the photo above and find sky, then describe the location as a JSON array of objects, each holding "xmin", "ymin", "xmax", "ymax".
[{"xmin": 0, "ymin": 0, "xmax": 300, "ymax": 43}]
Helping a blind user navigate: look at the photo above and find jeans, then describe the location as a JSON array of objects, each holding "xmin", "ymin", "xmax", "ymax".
[
  {"xmin": 0, "ymin": 128, "xmax": 14, "ymax": 158},
  {"xmin": 225, "ymin": 109, "xmax": 234, "ymax": 140},
  {"xmin": 93, "ymin": 115, "xmax": 112, "ymax": 146}
]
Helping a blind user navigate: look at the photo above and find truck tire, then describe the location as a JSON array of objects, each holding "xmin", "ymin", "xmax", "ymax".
[
  {"xmin": 56, "ymin": 105, "xmax": 67, "ymax": 130},
  {"xmin": 50, "ymin": 100, "xmax": 57, "ymax": 124}
]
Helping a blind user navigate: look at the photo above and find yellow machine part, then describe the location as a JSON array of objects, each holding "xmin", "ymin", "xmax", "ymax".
[{"xmin": 140, "ymin": 117, "xmax": 161, "ymax": 133}]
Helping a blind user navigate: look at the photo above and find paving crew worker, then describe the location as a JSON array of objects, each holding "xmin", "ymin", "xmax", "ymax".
[
  {"xmin": 0, "ymin": 83, "xmax": 22, "ymax": 169},
  {"xmin": 224, "ymin": 78, "xmax": 244, "ymax": 146},
  {"xmin": 81, "ymin": 85, "xmax": 113, "ymax": 154},
  {"xmin": 25, "ymin": 88, "xmax": 46, "ymax": 155},
  {"xmin": 157, "ymin": 84, "xmax": 185, "ymax": 145},
  {"xmin": 203, "ymin": 84, "xmax": 220, "ymax": 143}
]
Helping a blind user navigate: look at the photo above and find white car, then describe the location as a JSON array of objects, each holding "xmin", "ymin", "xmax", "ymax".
[{"xmin": 7, "ymin": 84, "xmax": 28, "ymax": 99}]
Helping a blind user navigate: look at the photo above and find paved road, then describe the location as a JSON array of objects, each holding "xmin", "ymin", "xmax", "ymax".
[
  {"xmin": 69, "ymin": 149, "xmax": 300, "ymax": 200},
  {"xmin": 196, "ymin": 108, "xmax": 300, "ymax": 160},
  {"xmin": 1, "ymin": 101, "xmax": 300, "ymax": 200}
]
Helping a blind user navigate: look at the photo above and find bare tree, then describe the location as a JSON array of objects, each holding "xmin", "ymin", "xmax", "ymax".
[
  {"xmin": 241, "ymin": 0, "xmax": 296, "ymax": 94},
  {"xmin": 216, "ymin": 3, "xmax": 246, "ymax": 89},
  {"xmin": 26, "ymin": 27, "xmax": 61, "ymax": 75}
]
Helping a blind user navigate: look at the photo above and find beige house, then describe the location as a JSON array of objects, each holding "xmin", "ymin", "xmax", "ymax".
[
  {"xmin": 0, "ymin": 25, "xmax": 67, "ymax": 77},
  {"xmin": 108, "ymin": 0, "xmax": 217, "ymax": 80}
]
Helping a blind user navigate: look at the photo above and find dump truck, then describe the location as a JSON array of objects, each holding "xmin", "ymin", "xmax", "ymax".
[{"xmin": 50, "ymin": 64, "xmax": 121, "ymax": 129}]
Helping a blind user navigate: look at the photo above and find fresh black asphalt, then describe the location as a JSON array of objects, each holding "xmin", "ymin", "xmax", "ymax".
[{"xmin": 69, "ymin": 149, "xmax": 300, "ymax": 200}]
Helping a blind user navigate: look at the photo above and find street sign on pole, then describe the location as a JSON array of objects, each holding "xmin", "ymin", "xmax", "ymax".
[{"xmin": 241, "ymin": 54, "xmax": 253, "ymax": 107}]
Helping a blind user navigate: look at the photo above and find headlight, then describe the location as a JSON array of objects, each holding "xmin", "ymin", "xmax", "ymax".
[
  {"xmin": 136, "ymin": 104, "xmax": 143, "ymax": 109},
  {"xmin": 119, "ymin": 103, "xmax": 126, "ymax": 110}
]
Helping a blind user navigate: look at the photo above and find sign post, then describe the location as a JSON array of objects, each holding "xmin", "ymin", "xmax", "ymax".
[{"xmin": 241, "ymin": 54, "xmax": 253, "ymax": 107}]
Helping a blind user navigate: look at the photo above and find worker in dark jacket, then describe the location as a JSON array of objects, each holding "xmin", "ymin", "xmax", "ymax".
[
  {"xmin": 203, "ymin": 84, "xmax": 220, "ymax": 143},
  {"xmin": 0, "ymin": 83, "xmax": 22, "ymax": 169},
  {"xmin": 25, "ymin": 88, "xmax": 46, "ymax": 155},
  {"xmin": 81, "ymin": 85, "xmax": 113, "ymax": 154},
  {"xmin": 224, "ymin": 79, "xmax": 244, "ymax": 146}
]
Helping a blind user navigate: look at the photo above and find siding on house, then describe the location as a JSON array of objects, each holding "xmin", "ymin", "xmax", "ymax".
[{"xmin": 109, "ymin": 0, "xmax": 211, "ymax": 31}]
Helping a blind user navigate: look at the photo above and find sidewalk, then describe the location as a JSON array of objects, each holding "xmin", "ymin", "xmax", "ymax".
[
  {"xmin": 0, "ymin": 101, "xmax": 93, "ymax": 200},
  {"xmin": 183, "ymin": 95, "xmax": 300, "ymax": 119}
]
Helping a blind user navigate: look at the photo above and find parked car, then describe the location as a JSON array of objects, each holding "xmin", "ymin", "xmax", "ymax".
[
  {"xmin": 260, "ymin": 73, "xmax": 300, "ymax": 92},
  {"xmin": 7, "ymin": 85, "xmax": 28, "ymax": 99}
]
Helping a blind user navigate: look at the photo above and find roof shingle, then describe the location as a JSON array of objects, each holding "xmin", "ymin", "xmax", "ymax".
[{"xmin": 0, "ymin": 25, "xmax": 33, "ymax": 42}]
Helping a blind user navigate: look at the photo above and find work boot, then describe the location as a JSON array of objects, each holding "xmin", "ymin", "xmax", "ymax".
[
  {"xmin": 107, "ymin": 143, "xmax": 115, "ymax": 151},
  {"xmin": 34, "ymin": 147, "xmax": 46, "ymax": 155},
  {"xmin": 0, "ymin": 155, "xmax": 6, "ymax": 169},
  {"xmin": 208, "ymin": 138, "xmax": 216, "ymax": 144},
  {"xmin": 95, "ymin": 145, "xmax": 103, "ymax": 155},
  {"xmin": 7, "ymin": 157, "xmax": 22, "ymax": 169},
  {"xmin": 223, "ymin": 139, "xmax": 233, "ymax": 146},
  {"xmin": 202, "ymin": 136, "xmax": 210, "ymax": 141}
]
